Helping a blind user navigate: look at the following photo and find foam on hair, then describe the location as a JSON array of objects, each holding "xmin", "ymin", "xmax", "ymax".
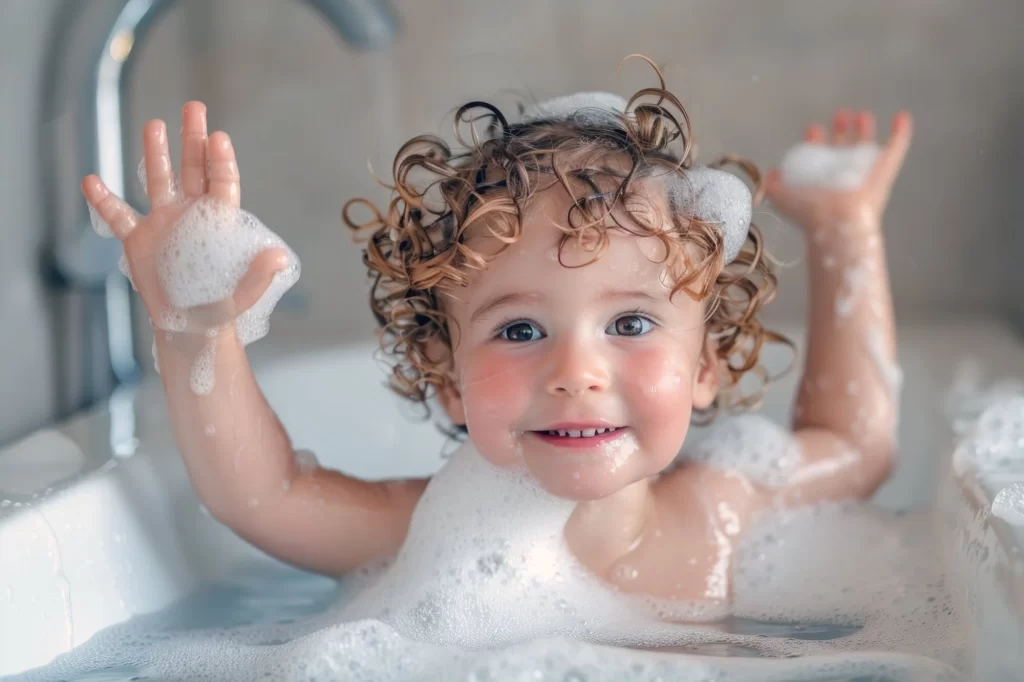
[{"xmin": 519, "ymin": 91, "xmax": 753, "ymax": 264}]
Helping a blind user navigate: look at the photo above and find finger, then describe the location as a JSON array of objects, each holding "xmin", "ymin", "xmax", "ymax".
[
  {"xmin": 180, "ymin": 101, "xmax": 209, "ymax": 198},
  {"xmin": 855, "ymin": 111, "xmax": 876, "ymax": 143},
  {"xmin": 805, "ymin": 123, "xmax": 827, "ymax": 144},
  {"xmin": 207, "ymin": 131, "xmax": 240, "ymax": 207},
  {"xmin": 870, "ymin": 111, "xmax": 913, "ymax": 190},
  {"xmin": 143, "ymin": 120, "xmax": 175, "ymax": 206},
  {"xmin": 832, "ymin": 109, "xmax": 852, "ymax": 145},
  {"xmin": 233, "ymin": 249, "xmax": 290, "ymax": 314},
  {"xmin": 81, "ymin": 175, "xmax": 139, "ymax": 239}
]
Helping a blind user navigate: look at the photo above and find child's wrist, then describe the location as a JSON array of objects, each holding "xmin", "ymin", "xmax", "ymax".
[
  {"xmin": 154, "ymin": 323, "xmax": 239, "ymax": 358},
  {"xmin": 802, "ymin": 205, "xmax": 882, "ymax": 239}
]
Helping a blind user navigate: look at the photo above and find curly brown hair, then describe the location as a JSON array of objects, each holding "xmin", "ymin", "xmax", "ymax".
[{"xmin": 343, "ymin": 58, "xmax": 790, "ymax": 428}]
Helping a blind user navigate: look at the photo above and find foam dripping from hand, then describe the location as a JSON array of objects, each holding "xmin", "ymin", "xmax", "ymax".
[{"xmin": 86, "ymin": 160, "xmax": 300, "ymax": 389}]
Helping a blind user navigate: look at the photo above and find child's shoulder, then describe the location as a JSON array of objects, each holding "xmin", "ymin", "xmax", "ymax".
[
  {"xmin": 679, "ymin": 414, "xmax": 801, "ymax": 489},
  {"xmin": 654, "ymin": 414, "xmax": 799, "ymax": 518}
]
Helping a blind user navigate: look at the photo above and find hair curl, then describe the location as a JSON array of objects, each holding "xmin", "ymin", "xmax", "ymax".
[{"xmin": 343, "ymin": 57, "xmax": 791, "ymax": 429}]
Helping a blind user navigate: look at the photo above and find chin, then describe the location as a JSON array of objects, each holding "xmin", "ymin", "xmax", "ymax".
[{"xmin": 531, "ymin": 469, "xmax": 635, "ymax": 501}]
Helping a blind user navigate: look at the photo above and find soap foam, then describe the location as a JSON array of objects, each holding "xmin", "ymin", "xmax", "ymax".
[
  {"xmin": 835, "ymin": 261, "xmax": 870, "ymax": 317},
  {"xmin": 780, "ymin": 142, "xmax": 880, "ymax": 190},
  {"xmin": 85, "ymin": 162, "xmax": 300, "ymax": 393},
  {"xmin": 681, "ymin": 414, "xmax": 803, "ymax": 487},
  {"xmin": 668, "ymin": 167, "xmax": 752, "ymax": 264},
  {"xmin": 17, "ymin": 436, "xmax": 972, "ymax": 682},
  {"xmin": 991, "ymin": 483, "xmax": 1024, "ymax": 525},
  {"xmin": 153, "ymin": 196, "xmax": 299, "ymax": 393},
  {"xmin": 188, "ymin": 341, "xmax": 217, "ymax": 396},
  {"xmin": 156, "ymin": 196, "xmax": 299, "ymax": 321},
  {"xmin": 86, "ymin": 201, "xmax": 114, "ymax": 238},
  {"xmin": 952, "ymin": 395, "xmax": 1024, "ymax": 475}
]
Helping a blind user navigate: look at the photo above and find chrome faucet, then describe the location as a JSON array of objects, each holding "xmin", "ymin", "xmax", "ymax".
[{"xmin": 41, "ymin": 0, "xmax": 399, "ymax": 416}]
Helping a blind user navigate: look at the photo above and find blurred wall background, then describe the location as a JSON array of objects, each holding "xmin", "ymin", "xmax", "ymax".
[{"xmin": 1, "ymin": 0, "xmax": 1022, "ymax": 445}]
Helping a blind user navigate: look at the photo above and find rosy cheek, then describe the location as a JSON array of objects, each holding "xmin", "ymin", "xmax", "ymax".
[
  {"xmin": 620, "ymin": 344, "xmax": 694, "ymax": 424},
  {"xmin": 458, "ymin": 346, "xmax": 536, "ymax": 433}
]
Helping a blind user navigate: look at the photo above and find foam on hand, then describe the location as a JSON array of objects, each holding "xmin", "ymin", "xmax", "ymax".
[
  {"xmin": 87, "ymin": 202, "xmax": 114, "ymax": 238},
  {"xmin": 85, "ymin": 161, "xmax": 301, "ymax": 387},
  {"xmin": 780, "ymin": 142, "xmax": 880, "ymax": 190},
  {"xmin": 156, "ymin": 196, "xmax": 299, "ymax": 335}
]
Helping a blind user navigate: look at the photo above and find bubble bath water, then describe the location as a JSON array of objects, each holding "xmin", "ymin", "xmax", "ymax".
[{"xmin": 11, "ymin": 421, "xmax": 975, "ymax": 682}]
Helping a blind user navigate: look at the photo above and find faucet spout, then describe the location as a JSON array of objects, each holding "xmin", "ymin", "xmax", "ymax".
[{"xmin": 41, "ymin": 0, "xmax": 399, "ymax": 414}]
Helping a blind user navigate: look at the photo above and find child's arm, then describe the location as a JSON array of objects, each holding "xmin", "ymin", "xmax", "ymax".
[
  {"xmin": 765, "ymin": 109, "xmax": 913, "ymax": 505},
  {"xmin": 81, "ymin": 102, "xmax": 425, "ymax": 575},
  {"xmin": 153, "ymin": 330, "xmax": 426, "ymax": 575}
]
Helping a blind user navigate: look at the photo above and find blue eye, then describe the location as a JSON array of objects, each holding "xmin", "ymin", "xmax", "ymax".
[
  {"xmin": 606, "ymin": 314, "xmax": 654, "ymax": 337},
  {"xmin": 500, "ymin": 321, "xmax": 545, "ymax": 342}
]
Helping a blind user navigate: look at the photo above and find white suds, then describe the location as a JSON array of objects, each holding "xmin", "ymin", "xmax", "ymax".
[
  {"xmin": 188, "ymin": 342, "xmax": 216, "ymax": 396},
  {"xmin": 87, "ymin": 201, "xmax": 114, "ymax": 238},
  {"xmin": 992, "ymin": 483, "xmax": 1024, "ymax": 525},
  {"xmin": 835, "ymin": 262, "xmax": 870, "ymax": 317},
  {"xmin": 865, "ymin": 325, "xmax": 903, "ymax": 404},
  {"xmin": 294, "ymin": 449, "xmax": 320, "ymax": 472},
  {"xmin": 683, "ymin": 415, "xmax": 803, "ymax": 487},
  {"xmin": 780, "ymin": 142, "xmax": 881, "ymax": 190},
  {"xmin": 26, "ymin": 446, "xmax": 970, "ymax": 681},
  {"xmin": 156, "ymin": 197, "xmax": 299, "ymax": 344}
]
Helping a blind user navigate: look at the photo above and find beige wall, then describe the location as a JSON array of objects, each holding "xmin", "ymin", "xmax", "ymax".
[{"xmin": 2, "ymin": 0, "xmax": 1023, "ymax": 444}]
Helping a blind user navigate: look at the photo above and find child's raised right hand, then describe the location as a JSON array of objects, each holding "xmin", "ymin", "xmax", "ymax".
[
  {"xmin": 763, "ymin": 109, "xmax": 913, "ymax": 234},
  {"xmin": 81, "ymin": 101, "xmax": 290, "ymax": 338}
]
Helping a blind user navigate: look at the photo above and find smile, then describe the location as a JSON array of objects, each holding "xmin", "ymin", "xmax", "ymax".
[
  {"xmin": 530, "ymin": 426, "xmax": 629, "ymax": 448},
  {"xmin": 540, "ymin": 427, "xmax": 623, "ymax": 438}
]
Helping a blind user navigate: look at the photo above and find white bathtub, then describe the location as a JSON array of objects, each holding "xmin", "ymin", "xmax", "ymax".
[{"xmin": 1, "ymin": 317, "xmax": 1023, "ymax": 677}]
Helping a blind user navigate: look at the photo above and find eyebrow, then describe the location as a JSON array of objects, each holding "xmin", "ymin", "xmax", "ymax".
[
  {"xmin": 469, "ymin": 288, "xmax": 660, "ymax": 323},
  {"xmin": 601, "ymin": 288, "xmax": 660, "ymax": 303},
  {"xmin": 470, "ymin": 292, "xmax": 546, "ymax": 323}
]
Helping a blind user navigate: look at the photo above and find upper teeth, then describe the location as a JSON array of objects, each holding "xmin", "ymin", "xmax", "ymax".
[{"xmin": 546, "ymin": 427, "xmax": 620, "ymax": 438}]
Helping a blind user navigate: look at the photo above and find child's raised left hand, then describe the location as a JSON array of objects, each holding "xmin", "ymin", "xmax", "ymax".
[{"xmin": 764, "ymin": 109, "xmax": 913, "ymax": 234}]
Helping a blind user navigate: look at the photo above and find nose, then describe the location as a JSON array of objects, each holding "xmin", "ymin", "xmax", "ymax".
[{"xmin": 546, "ymin": 336, "xmax": 610, "ymax": 397}]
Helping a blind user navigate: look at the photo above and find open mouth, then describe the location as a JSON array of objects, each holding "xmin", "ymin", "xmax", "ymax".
[
  {"xmin": 540, "ymin": 427, "xmax": 623, "ymax": 438},
  {"xmin": 531, "ymin": 426, "xmax": 628, "ymax": 447}
]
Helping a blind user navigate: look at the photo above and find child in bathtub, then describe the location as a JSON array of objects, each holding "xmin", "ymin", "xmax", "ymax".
[{"xmin": 80, "ymin": 63, "xmax": 912, "ymax": 606}]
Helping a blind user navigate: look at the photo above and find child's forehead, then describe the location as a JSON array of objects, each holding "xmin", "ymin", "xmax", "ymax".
[{"xmin": 464, "ymin": 177, "xmax": 673, "ymax": 257}]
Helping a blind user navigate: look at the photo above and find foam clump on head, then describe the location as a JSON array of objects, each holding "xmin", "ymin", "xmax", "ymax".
[
  {"xmin": 520, "ymin": 91, "xmax": 752, "ymax": 264},
  {"xmin": 668, "ymin": 167, "xmax": 752, "ymax": 264},
  {"xmin": 521, "ymin": 91, "xmax": 629, "ymax": 125},
  {"xmin": 779, "ymin": 142, "xmax": 880, "ymax": 190}
]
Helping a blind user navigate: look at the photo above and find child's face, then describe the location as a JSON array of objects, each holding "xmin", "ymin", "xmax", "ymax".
[{"xmin": 438, "ymin": 182, "xmax": 719, "ymax": 500}]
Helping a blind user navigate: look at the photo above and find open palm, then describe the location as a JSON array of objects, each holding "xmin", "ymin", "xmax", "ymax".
[
  {"xmin": 764, "ymin": 109, "xmax": 913, "ymax": 231},
  {"xmin": 81, "ymin": 101, "xmax": 289, "ymax": 333}
]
